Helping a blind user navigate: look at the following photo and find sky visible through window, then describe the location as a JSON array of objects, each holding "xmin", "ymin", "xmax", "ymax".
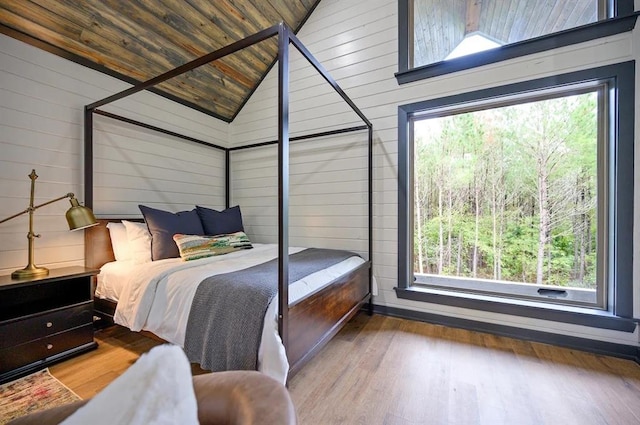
[{"xmin": 445, "ymin": 33, "xmax": 501, "ymax": 60}]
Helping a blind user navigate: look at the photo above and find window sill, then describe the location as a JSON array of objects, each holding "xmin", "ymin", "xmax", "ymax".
[
  {"xmin": 395, "ymin": 13, "xmax": 639, "ymax": 85},
  {"xmin": 395, "ymin": 285, "xmax": 637, "ymax": 332}
]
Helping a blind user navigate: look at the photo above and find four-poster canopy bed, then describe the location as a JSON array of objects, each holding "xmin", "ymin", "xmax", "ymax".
[{"xmin": 83, "ymin": 23, "xmax": 373, "ymax": 379}]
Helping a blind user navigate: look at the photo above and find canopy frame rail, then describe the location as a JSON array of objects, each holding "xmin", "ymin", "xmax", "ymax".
[{"xmin": 92, "ymin": 110, "xmax": 227, "ymax": 151}]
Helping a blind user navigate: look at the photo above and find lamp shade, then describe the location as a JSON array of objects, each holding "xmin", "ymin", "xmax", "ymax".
[{"xmin": 66, "ymin": 197, "xmax": 98, "ymax": 230}]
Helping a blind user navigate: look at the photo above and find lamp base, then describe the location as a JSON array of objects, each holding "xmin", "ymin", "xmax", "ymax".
[{"xmin": 11, "ymin": 265, "xmax": 49, "ymax": 280}]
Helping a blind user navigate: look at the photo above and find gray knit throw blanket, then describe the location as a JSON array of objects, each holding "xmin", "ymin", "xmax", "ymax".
[{"xmin": 184, "ymin": 248, "xmax": 358, "ymax": 372}]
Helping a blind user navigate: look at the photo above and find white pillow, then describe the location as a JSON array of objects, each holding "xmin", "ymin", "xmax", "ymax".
[
  {"xmin": 122, "ymin": 220, "xmax": 152, "ymax": 264},
  {"xmin": 61, "ymin": 344, "xmax": 198, "ymax": 425},
  {"xmin": 106, "ymin": 222, "xmax": 132, "ymax": 261}
]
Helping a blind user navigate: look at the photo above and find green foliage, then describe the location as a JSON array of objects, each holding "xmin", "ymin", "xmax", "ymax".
[{"xmin": 413, "ymin": 92, "xmax": 599, "ymax": 290}]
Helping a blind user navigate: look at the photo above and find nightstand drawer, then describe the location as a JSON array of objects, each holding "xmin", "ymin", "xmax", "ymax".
[
  {"xmin": 0, "ymin": 324, "xmax": 94, "ymax": 374},
  {"xmin": 0, "ymin": 302, "xmax": 93, "ymax": 349}
]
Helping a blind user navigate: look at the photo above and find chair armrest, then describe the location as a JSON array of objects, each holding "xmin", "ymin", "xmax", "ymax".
[{"xmin": 193, "ymin": 371, "xmax": 297, "ymax": 425}]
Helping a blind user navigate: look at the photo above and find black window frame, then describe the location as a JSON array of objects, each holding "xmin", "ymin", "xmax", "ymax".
[
  {"xmin": 396, "ymin": 61, "xmax": 636, "ymax": 332},
  {"xmin": 396, "ymin": 0, "xmax": 637, "ymax": 84}
]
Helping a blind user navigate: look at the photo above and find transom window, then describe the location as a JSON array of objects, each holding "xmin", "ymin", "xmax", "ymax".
[
  {"xmin": 411, "ymin": 0, "xmax": 603, "ymax": 69},
  {"xmin": 396, "ymin": 0, "xmax": 635, "ymax": 83}
]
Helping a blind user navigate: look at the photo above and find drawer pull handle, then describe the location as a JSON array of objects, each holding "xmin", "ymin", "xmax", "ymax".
[
  {"xmin": 46, "ymin": 344, "xmax": 53, "ymax": 350},
  {"xmin": 46, "ymin": 322, "xmax": 53, "ymax": 328}
]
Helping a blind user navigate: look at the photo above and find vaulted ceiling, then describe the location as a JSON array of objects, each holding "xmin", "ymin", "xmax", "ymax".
[{"xmin": 0, "ymin": 0, "xmax": 321, "ymax": 122}]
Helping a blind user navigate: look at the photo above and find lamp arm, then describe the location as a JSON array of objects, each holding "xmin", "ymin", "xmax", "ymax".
[
  {"xmin": 32, "ymin": 192, "xmax": 75, "ymax": 211},
  {"xmin": 0, "ymin": 193, "xmax": 74, "ymax": 225}
]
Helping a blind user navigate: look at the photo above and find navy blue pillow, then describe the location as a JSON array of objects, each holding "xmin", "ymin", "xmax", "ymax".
[
  {"xmin": 139, "ymin": 205, "xmax": 205, "ymax": 260},
  {"xmin": 196, "ymin": 205, "xmax": 244, "ymax": 236}
]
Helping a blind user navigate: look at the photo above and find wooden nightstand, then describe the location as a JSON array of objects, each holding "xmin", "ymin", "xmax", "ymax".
[{"xmin": 0, "ymin": 266, "xmax": 98, "ymax": 384}]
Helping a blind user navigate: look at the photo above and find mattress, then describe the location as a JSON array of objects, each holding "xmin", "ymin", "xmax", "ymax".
[{"xmin": 95, "ymin": 243, "xmax": 367, "ymax": 383}]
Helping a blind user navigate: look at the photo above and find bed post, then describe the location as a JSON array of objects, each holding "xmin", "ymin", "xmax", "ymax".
[
  {"xmin": 289, "ymin": 30, "xmax": 375, "ymax": 315},
  {"xmin": 368, "ymin": 124, "xmax": 374, "ymax": 314},
  {"xmin": 225, "ymin": 149, "xmax": 231, "ymax": 209},
  {"xmin": 277, "ymin": 23, "xmax": 290, "ymax": 350},
  {"xmin": 84, "ymin": 106, "xmax": 94, "ymax": 209}
]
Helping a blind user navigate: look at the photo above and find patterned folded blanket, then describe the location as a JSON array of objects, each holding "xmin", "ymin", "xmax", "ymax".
[{"xmin": 173, "ymin": 232, "xmax": 252, "ymax": 261}]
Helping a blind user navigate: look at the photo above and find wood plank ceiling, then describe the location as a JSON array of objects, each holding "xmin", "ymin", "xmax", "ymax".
[
  {"xmin": 413, "ymin": 0, "xmax": 598, "ymax": 67},
  {"xmin": 0, "ymin": 0, "xmax": 321, "ymax": 122}
]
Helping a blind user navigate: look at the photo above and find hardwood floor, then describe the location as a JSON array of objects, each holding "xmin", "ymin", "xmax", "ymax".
[
  {"xmin": 49, "ymin": 313, "xmax": 640, "ymax": 424},
  {"xmin": 48, "ymin": 325, "xmax": 207, "ymax": 399}
]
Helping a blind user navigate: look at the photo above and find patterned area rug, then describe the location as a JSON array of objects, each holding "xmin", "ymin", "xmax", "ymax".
[{"xmin": 0, "ymin": 369, "xmax": 81, "ymax": 424}]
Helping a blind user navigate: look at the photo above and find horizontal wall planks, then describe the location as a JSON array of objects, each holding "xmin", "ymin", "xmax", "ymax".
[
  {"xmin": 1, "ymin": 39, "xmax": 228, "ymax": 143},
  {"xmin": 93, "ymin": 143, "xmax": 224, "ymax": 216},
  {"xmin": 0, "ymin": 33, "xmax": 228, "ymax": 276},
  {"xmin": 231, "ymin": 131, "xmax": 369, "ymax": 256},
  {"xmin": 229, "ymin": 0, "xmax": 640, "ymax": 342}
]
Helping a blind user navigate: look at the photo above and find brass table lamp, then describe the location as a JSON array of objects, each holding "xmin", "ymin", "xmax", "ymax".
[{"xmin": 0, "ymin": 169, "xmax": 98, "ymax": 279}]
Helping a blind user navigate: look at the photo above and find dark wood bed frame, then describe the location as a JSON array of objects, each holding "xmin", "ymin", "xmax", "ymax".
[
  {"xmin": 83, "ymin": 23, "xmax": 373, "ymax": 378},
  {"xmin": 86, "ymin": 219, "xmax": 371, "ymax": 376}
]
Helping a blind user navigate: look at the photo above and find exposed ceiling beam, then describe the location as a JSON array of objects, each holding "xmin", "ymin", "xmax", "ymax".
[{"xmin": 465, "ymin": 0, "xmax": 482, "ymax": 34}]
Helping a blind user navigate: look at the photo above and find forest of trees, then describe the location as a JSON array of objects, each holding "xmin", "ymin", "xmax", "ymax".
[{"xmin": 413, "ymin": 91, "xmax": 599, "ymax": 290}]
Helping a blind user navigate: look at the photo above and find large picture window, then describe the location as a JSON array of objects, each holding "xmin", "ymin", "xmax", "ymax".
[
  {"xmin": 396, "ymin": 0, "xmax": 636, "ymax": 83},
  {"xmin": 397, "ymin": 63, "xmax": 635, "ymax": 330},
  {"xmin": 412, "ymin": 88, "xmax": 605, "ymax": 308}
]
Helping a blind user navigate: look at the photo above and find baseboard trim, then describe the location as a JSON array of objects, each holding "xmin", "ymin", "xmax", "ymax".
[{"xmin": 370, "ymin": 304, "xmax": 640, "ymax": 364}]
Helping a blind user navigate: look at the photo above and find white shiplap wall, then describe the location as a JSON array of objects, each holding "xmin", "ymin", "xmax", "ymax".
[
  {"xmin": 0, "ymin": 34, "xmax": 228, "ymax": 275},
  {"xmin": 230, "ymin": 44, "xmax": 369, "ymax": 257},
  {"xmin": 231, "ymin": 132, "xmax": 369, "ymax": 259},
  {"xmin": 230, "ymin": 0, "xmax": 640, "ymax": 346},
  {"xmin": 92, "ymin": 118, "xmax": 226, "ymax": 216}
]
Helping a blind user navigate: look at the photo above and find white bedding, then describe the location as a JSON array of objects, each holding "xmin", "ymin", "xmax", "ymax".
[{"xmin": 96, "ymin": 244, "xmax": 368, "ymax": 383}]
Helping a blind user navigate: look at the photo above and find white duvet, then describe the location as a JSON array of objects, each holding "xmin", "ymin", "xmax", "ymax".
[{"xmin": 96, "ymin": 244, "xmax": 367, "ymax": 383}]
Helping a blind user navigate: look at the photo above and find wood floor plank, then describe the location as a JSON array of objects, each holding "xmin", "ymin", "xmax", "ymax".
[{"xmin": 46, "ymin": 314, "xmax": 640, "ymax": 425}]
